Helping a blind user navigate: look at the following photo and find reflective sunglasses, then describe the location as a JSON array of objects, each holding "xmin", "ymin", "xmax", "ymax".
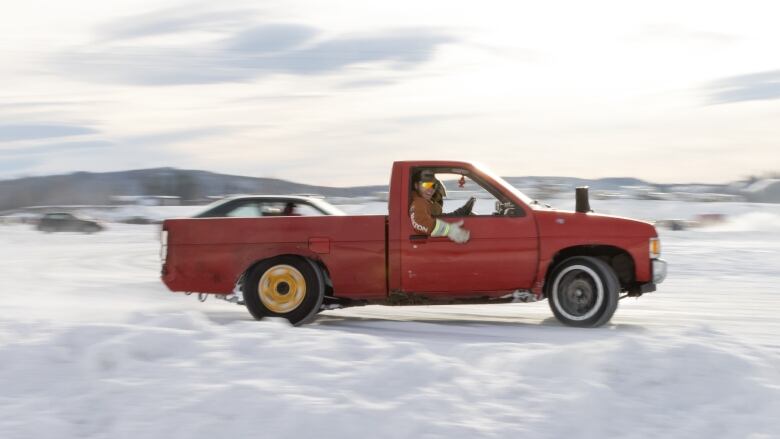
[{"xmin": 419, "ymin": 181, "xmax": 436, "ymax": 190}]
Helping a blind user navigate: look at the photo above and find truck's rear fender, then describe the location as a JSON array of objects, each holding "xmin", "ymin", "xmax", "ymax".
[
  {"xmin": 237, "ymin": 244, "xmax": 385, "ymax": 300},
  {"xmin": 237, "ymin": 252, "xmax": 331, "ymax": 294},
  {"xmin": 539, "ymin": 244, "xmax": 638, "ymax": 296}
]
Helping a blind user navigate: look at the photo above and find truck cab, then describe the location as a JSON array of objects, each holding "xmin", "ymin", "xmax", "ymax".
[{"xmin": 388, "ymin": 161, "xmax": 539, "ymax": 296}]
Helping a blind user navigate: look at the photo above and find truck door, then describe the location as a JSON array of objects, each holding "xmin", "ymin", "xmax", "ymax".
[{"xmin": 400, "ymin": 169, "xmax": 538, "ymax": 295}]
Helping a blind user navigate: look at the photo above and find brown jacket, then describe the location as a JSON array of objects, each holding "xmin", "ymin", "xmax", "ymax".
[{"xmin": 409, "ymin": 192, "xmax": 442, "ymax": 235}]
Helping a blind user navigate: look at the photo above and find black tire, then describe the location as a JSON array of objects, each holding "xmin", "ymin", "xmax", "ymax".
[
  {"xmin": 243, "ymin": 256, "xmax": 324, "ymax": 326},
  {"xmin": 547, "ymin": 256, "xmax": 619, "ymax": 328}
]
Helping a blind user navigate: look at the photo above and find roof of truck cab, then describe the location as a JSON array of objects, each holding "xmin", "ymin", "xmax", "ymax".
[{"xmin": 394, "ymin": 160, "xmax": 476, "ymax": 167}]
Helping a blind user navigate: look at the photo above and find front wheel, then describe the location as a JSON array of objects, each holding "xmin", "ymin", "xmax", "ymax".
[
  {"xmin": 243, "ymin": 256, "xmax": 325, "ymax": 326},
  {"xmin": 547, "ymin": 256, "xmax": 619, "ymax": 327}
]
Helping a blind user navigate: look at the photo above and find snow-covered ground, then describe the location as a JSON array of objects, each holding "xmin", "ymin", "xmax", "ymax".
[{"xmin": 1, "ymin": 201, "xmax": 780, "ymax": 438}]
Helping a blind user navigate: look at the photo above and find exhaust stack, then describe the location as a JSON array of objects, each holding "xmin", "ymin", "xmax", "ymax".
[{"xmin": 575, "ymin": 186, "xmax": 592, "ymax": 213}]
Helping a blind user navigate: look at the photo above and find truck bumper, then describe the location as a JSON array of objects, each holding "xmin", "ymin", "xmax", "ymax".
[
  {"xmin": 632, "ymin": 259, "xmax": 667, "ymax": 296},
  {"xmin": 652, "ymin": 258, "xmax": 667, "ymax": 284},
  {"xmin": 638, "ymin": 282, "xmax": 657, "ymax": 294}
]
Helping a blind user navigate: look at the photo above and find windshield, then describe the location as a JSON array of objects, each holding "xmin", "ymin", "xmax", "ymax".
[
  {"xmin": 475, "ymin": 163, "xmax": 536, "ymax": 206},
  {"xmin": 190, "ymin": 197, "xmax": 234, "ymax": 217}
]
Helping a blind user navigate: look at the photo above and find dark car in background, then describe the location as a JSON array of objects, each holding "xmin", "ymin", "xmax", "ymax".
[
  {"xmin": 37, "ymin": 212, "xmax": 104, "ymax": 233},
  {"xmin": 193, "ymin": 195, "xmax": 344, "ymax": 218}
]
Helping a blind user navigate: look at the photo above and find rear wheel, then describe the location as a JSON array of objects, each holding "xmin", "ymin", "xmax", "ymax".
[
  {"xmin": 243, "ymin": 256, "xmax": 324, "ymax": 326},
  {"xmin": 547, "ymin": 256, "xmax": 619, "ymax": 327}
]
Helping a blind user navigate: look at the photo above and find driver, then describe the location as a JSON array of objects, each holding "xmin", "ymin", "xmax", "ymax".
[{"xmin": 410, "ymin": 170, "xmax": 470, "ymax": 244}]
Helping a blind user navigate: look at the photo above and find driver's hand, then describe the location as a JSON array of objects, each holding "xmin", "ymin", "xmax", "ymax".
[
  {"xmin": 446, "ymin": 220, "xmax": 470, "ymax": 244},
  {"xmin": 452, "ymin": 197, "xmax": 476, "ymax": 216}
]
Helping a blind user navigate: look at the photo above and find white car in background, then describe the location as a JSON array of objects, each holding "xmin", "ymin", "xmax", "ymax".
[{"xmin": 192, "ymin": 195, "xmax": 345, "ymax": 218}]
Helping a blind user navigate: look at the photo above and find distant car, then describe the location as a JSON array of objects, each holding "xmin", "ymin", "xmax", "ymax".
[
  {"xmin": 37, "ymin": 212, "xmax": 104, "ymax": 233},
  {"xmin": 193, "ymin": 195, "xmax": 344, "ymax": 218},
  {"xmin": 120, "ymin": 216, "xmax": 159, "ymax": 225}
]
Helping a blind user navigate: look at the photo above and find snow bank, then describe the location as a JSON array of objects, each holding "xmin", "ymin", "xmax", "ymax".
[{"xmin": 1, "ymin": 313, "xmax": 778, "ymax": 439}]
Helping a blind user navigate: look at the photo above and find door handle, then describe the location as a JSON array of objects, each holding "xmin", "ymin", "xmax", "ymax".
[{"xmin": 409, "ymin": 235, "xmax": 428, "ymax": 242}]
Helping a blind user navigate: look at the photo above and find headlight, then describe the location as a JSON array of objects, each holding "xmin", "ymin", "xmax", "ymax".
[{"xmin": 649, "ymin": 237, "xmax": 661, "ymax": 259}]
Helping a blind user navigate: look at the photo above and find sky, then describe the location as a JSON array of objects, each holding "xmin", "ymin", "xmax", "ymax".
[{"xmin": 1, "ymin": 0, "xmax": 779, "ymax": 186}]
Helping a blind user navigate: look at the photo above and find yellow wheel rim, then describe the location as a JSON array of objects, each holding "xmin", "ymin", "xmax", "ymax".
[{"xmin": 258, "ymin": 265, "xmax": 306, "ymax": 313}]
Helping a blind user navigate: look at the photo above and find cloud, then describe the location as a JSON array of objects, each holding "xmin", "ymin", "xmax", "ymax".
[
  {"xmin": 0, "ymin": 101, "xmax": 103, "ymax": 110},
  {"xmin": 97, "ymin": 7, "xmax": 256, "ymax": 40},
  {"xmin": 123, "ymin": 127, "xmax": 233, "ymax": 145},
  {"xmin": 1, "ymin": 126, "xmax": 232, "ymax": 167},
  {"xmin": 338, "ymin": 78, "xmax": 398, "ymax": 89},
  {"xmin": 225, "ymin": 24, "xmax": 319, "ymax": 53},
  {"xmin": 705, "ymin": 70, "xmax": 780, "ymax": 104},
  {"xmin": 392, "ymin": 112, "xmax": 484, "ymax": 125},
  {"xmin": 54, "ymin": 48, "xmax": 247, "ymax": 85},
  {"xmin": 268, "ymin": 31, "xmax": 454, "ymax": 74},
  {"xmin": 0, "ymin": 124, "xmax": 99, "ymax": 142},
  {"xmin": 635, "ymin": 24, "xmax": 738, "ymax": 45},
  {"xmin": 0, "ymin": 140, "xmax": 113, "ymax": 156},
  {"xmin": 230, "ymin": 93, "xmax": 328, "ymax": 103},
  {"xmin": 55, "ymin": 15, "xmax": 456, "ymax": 86}
]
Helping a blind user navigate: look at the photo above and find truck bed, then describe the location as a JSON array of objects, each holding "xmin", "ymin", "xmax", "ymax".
[{"xmin": 162, "ymin": 215, "xmax": 387, "ymax": 298}]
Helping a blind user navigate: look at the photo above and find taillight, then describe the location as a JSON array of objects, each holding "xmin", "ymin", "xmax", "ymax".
[{"xmin": 160, "ymin": 229, "xmax": 168, "ymax": 263}]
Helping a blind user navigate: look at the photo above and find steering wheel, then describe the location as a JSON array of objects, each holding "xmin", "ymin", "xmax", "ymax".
[{"xmin": 460, "ymin": 196, "xmax": 476, "ymax": 216}]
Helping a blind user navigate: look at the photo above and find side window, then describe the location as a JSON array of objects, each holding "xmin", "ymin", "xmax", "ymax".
[
  {"xmin": 295, "ymin": 203, "xmax": 326, "ymax": 216},
  {"xmin": 258, "ymin": 201, "xmax": 323, "ymax": 216},
  {"xmin": 411, "ymin": 167, "xmax": 521, "ymax": 217},
  {"xmin": 260, "ymin": 202, "xmax": 285, "ymax": 216},
  {"xmin": 225, "ymin": 202, "xmax": 262, "ymax": 217},
  {"xmin": 432, "ymin": 172, "xmax": 498, "ymax": 216},
  {"xmin": 438, "ymin": 174, "xmax": 492, "ymax": 216}
]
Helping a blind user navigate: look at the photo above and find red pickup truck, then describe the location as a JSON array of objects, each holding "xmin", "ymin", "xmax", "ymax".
[{"xmin": 161, "ymin": 161, "xmax": 667, "ymax": 328}]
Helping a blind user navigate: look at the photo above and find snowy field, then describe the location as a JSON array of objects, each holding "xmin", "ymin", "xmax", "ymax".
[{"xmin": 2, "ymin": 200, "xmax": 780, "ymax": 438}]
